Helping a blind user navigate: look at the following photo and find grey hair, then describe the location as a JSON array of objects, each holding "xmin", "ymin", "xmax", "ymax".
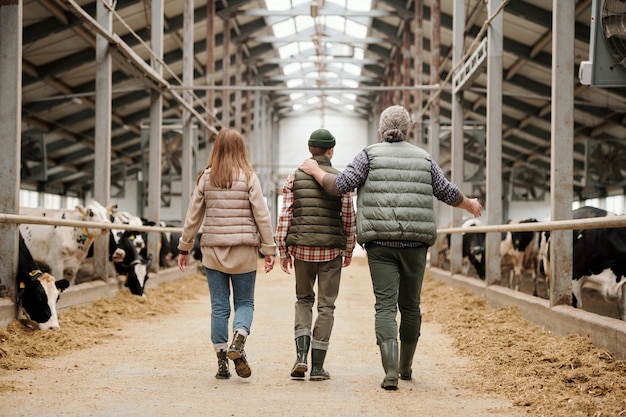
[{"xmin": 378, "ymin": 105, "xmax": 410, "ymax": 142}]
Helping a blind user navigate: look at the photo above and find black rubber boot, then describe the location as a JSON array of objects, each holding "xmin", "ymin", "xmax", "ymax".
[
  {"xmin": 227, "ymin": 331, "xmax": 251, "ymax": 378},
  {"xmin": 215, "ymin": 350, "xmax": 231, "ymax": 379},
  {"xmin": 379, "ymin": 339, "xmax": 399, "ymax": 390},
  {"xmin": 399, "ymin": 341, "xmax": 417, "ymax": 381},
  {"xmin": 290, "ymin": 335, "xmax": 311, "ymax": 379},
  {"xmin": 309, "ymin": 348, "xmax": 330, "ymax": 381}
]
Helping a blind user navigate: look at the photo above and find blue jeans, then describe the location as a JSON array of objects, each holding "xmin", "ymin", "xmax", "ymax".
[{"xmin": 204, "ymin": 267, "xmax": 256, "ymax": 345}]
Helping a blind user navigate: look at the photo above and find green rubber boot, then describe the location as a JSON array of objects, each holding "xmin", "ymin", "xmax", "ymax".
[
  {"xmin": 379, "ymin": 339, "xmax": 399, "ymax": 390},
  {"xmin": 399, "ymin": 341, "xmax": 417, "ymax": 381},
  {"xmin": 290, "ymin": 335, "xmax": 311, "ymax": 379},
  {"xmin": 309, "ymin": 348, "xmax": 330, "ymax": 381}
]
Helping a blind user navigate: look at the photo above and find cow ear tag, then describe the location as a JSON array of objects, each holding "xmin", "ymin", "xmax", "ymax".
[
  {"xmin": 28, "ymin": 270, "xmax": 40, "ymax": 277},
  {"xmin": 19, "ymin": 282, "xmax": 25, "ymax": 289}
]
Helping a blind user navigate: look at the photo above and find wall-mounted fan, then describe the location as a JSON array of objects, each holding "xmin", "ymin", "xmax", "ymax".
[
  {"xmin": 161, "ymin": 130, "xmax": 182, "ymax": 178},
  {"xmin": 580, "ymin": 0, "xmax": 626, "ymax": 87},
  {"xmin": 21, "ymin": 131, "xmax": 47, "ymax": 181},
  {"xmin": 585, "ymin": 139, "xmax": 626, "ymax": 187},
  {"xmin": 438, "ymin": 126, "xmax": 486, "ymax": 182},
  {"xmin": 509, "ymin": 166, "xmax": 546, "ymax": 201},
  {"xmin": 111, "ymin": 164, "xmax": 126, "ymax": 198}
]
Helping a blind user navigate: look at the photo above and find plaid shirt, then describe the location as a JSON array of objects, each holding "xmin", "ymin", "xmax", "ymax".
[{"xmin": 276, "ymin": 173, "xmax": 357, "ymax": 262}]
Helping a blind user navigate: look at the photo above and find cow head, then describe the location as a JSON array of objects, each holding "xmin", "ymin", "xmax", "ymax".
[
  {"xmin": 17, "ymin": 270, "xmax": 70, "ymax": 330},
  {"xmin": 76, "ymin": 201, "xmax": 116, "ymax": 237}
]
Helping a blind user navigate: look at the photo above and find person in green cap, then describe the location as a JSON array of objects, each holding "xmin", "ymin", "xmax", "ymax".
[{"xmin": 276, "ymin": 128, "xmax": 357, "ymax": 381}]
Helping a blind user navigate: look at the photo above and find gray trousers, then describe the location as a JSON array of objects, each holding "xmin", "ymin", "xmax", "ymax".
[
  {"xmin": 293, "ymin": 256, "xmax": 342, "ymax": 349},
  {"xmin": 365, "ymin": 244, "xmax": 427, "ymax": 345}
]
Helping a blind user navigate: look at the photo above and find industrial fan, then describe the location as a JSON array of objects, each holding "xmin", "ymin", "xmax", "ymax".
[
  {"xmin": 580, "ymin": 0, "xmax": 626, "ymax": 86},
  {"xmin": 438, "ymin": 126, "xmax": 486, "ymax": 183},
  {"xmin": 111, "ymin": 164, "xmax": 126, "ymax": 198},
  {"xmin": 509, "ymin": 166, "xmax": 546, "ymax": 202},
  {"xmin": 161, "ymin": 130, "xmax": 183, "ymax": 177},
  {"xmin": 20, "ymin": 132, "xmax": 46, "ymax": 181},
  {"xmin": 585, "ymin": 139, "xmax": 626, "ymax": 187}
]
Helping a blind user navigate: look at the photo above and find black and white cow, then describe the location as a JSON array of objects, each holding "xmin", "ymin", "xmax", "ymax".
[
  {"xmin": 444, "ymin": 218, "xmax": 487, "ymax": 280},
  {"xmin": 157, "ymin": 220, "xmax": 182, "ymax": 268},
  {"xmin": 542, "ymin": 206, "xmax": 626, "ymax": 321},
  {"xmin": 500, "ymin": 218, "xmax": 542, "ymax": 295},
  {"xmin": 20, "ymin": 201, "xmax": 115, "ymax": 284},
  {"xmin": 111, "ymin": 231, "xmax": 152, "ymax": 297},
  {"xmin": 17, "ymin": 232, "xmax": 70, "ymax": 329}
]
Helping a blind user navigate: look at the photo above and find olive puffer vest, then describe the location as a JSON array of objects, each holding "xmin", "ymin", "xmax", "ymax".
[
  {"xmin": 286, "ymin": 156, "xmax": 347, "ymax": 249},
  {"xmin": 356, "ymin": 141, "xmax": 437, "ymax": 246}
]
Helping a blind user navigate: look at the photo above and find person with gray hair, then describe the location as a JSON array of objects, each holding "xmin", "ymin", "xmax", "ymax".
[{"xmin": 300, "ymin": 104, "xmax": 482, "ymax": 390}]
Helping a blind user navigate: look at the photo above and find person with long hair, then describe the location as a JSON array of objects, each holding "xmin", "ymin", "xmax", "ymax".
[
  {"xmin": 300, "ymin": 105, "xmax": 482, "ymax": 390},
  {"xmin": 177, "ymin": 128, "xmax": 276, "ymax": 380}
]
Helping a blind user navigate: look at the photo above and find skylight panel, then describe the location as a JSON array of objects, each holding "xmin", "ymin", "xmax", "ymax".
[
  {"xmin": 278, "ymin": 42, "xmax": 300, "ymax": 58},
  {"xmin": 283, "ymin": 62, "xmax": 301, "ymax": 75},
  {"xmin": 341, "ymin": 79, "xmax": 359, "ymax": 89},
  {"xmin": 273, "ymin": 19, "xmax": 296, "ymax": 37},
  {"xmin": 346, "ymin": 0, "xmax": 371, "ymax": 11},
  {"xmin": 327, "ymin": 96, "xmax": 341, "ymax": 105},
  {"xmin": 300, "ymin": 41, "xmax": 315, "ymax": 53},
  {"xmin": 286, "ymin": 79, "xmax": 303, "ymax": 88},
  {"xmin": 294, "ymin": 16, "xmax": 314, "ymax": 32},
  {"xmin": 345, "ymin": 20, "xmax": 367, "ymax": 39},
  {"xmin": 265, "ymin": 0, "xmax": 290, "ymax": 11},
  {"xmin": 343, "ymin": 62, "xmax": 361, "ymax": 75},
  {"xmin": 325, "ymin": 16, "xmax": 346, "ymax": 32}
]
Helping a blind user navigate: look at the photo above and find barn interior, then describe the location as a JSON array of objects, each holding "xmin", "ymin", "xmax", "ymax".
[{"xmin": 2, "ymin": 0, "xmax": 626, "ymax": 354}]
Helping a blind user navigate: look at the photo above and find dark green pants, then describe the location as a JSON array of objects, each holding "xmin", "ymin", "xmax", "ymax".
[{"xmin": 366, "ymin": 244, "xmax": 427, "ymax": 345}]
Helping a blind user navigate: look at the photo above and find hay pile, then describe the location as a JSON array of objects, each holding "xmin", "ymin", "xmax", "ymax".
[
  {"xmin": 422, "ymin": 275, "xmax": 626, "ymax": 417},
  {"xmin": 0, "ymin": 273, "xmax": 207, "ymax": 375}
]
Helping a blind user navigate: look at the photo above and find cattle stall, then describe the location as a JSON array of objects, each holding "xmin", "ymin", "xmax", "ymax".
[
  {"xmin": 0, "ymin": 211, "xmax": 184, "ymax": 328},
  {"xmin": 433, "ymin": 213, "xmax": 626, "ymax": 360}
]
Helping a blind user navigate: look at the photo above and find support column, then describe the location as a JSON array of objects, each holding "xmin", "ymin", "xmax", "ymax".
[
  {"xmin": 412, "ymin": 0, "xmax": 424, "ymax": 147},
  {"xmin": 147, "ymin": 0, "xmax": 164, "ymax": 271},
  {"xmin": 485, "ymin": 0, "xmax": 503, "ymax": 286},
  {"xmin": 181, "ymin": 0, "xmax": 194, "ymax": 216},
  {"xmin": 93, "ymin": 0, "xmax": 113, "ymax": 280},
  {"xmin": 0, "ymin": 0, "xmax": 22, "ymax": 320},
  {"xmin": 450, "ymin": 0, "xmax": 464, "ymax": 275},
  {"xmin": 222, "ymin": 17, "xmax": 231, "ymax": 128},
  {"xmin": 428, "ymin": 0, "xmax": 442, "ymax": 267},
  {"xmin": 205, "ymin": 0, "xmax": 215, "ymax": 129},
  {"xmin": 235, "ymin": 44, "xmax": 243, "ymax": 132},
  {"xmin": 550, "ymin": 0, "xmax": 574, "ymax": 307}
]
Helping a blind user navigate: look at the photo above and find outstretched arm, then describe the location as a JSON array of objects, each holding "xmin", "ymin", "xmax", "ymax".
[{"xmin": 456, "ymin": 194, "xmax": 482, "ymax": 218}]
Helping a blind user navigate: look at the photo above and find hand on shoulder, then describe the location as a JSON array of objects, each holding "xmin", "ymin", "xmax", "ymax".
[{"xmin": 299, "ymin": 158, "xmax": 319, "ymax": 175}]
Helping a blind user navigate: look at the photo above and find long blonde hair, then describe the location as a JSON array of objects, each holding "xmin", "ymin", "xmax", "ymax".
[{"xmin": 196, "ymin": 128, "xmax": 254, "ymax": 188}]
